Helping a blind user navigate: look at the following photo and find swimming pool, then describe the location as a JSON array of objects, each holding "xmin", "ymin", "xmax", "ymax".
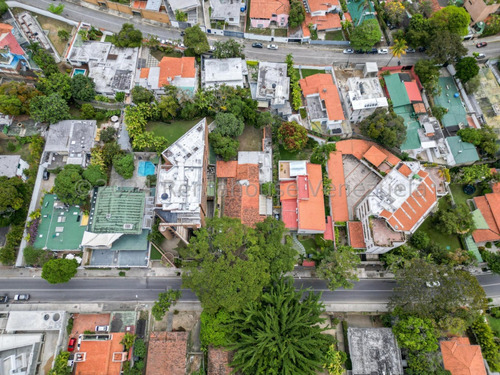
[
  {"xmin": 138, "ymin": 161, "xmax": 155, "ymax": 177},
  {"xmin": 72, "ymin": 68, "xmax": 86, "ymax": 77}
]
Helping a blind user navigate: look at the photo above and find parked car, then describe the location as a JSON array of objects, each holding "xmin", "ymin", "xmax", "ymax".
[
  {"xmin": 67, "ymin": 338, "xmax": 77, "ymax": 352},
  {"xmin": 405, "ymin": 48, "xmax": 416, "ymax": 53},
  {"xmin": 378, "ymin": 48, "xmax": 388, "ymax": 54},
  {"xmin": 95, "ymin": 325, "xmax": 109, "ymax": 332},
  {"xmin": 180, "ymin": 31, "xmax": 185, "ymax": 37},
  {"xmin": 426, "ymin": 281, "xmax": 440, "ymax": 288},
  {"xmin": 343, "ymin": 48, "xmax": 354, "ymax": 54},
  {"xmin": 418, "ymin": 46, "xmax": 426, "ymax": 52},
  {"xmin": 476, "ymin": 42, "xmax": 487, "ymax": 48},
  {"xmin": 0, "ymin": 295, "xmax": 8, "ymax": 304},
  {"xmin": 267, "ymin": 44, "xmax": 278, "ymax": 50},
  {"xmin": 14, "ymin": 294, "xmax": 30, "ymax": 301},
  {"xmin": 43, "ymin": 169, "xmax": 50, "ymax": 180},
  {"xmin": 354, "ymin": 49, "xmax": 365, "ymax": 54},
  {"xmin": 475, "ymin": 53, "xmax": 486, "ymax": 59},
  {"xmin": 252, "ymin": 42, "xmax": 263, "ymax": 48},
  {"xmin": 366, "ymin": 48, "xmax": 378, "ymax": 54}
]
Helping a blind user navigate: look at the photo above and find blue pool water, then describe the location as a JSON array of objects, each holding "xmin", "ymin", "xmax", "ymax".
[
  {"xmin": 138, "ymin": 161, "xmax": 155, "ymax": 177},
  {"xmin": 72, "ymin": 68, "xmax": 86, "ymax": 77}
]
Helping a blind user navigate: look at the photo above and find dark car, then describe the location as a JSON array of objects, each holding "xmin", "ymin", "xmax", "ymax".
[
  {"xmin": 252, "ymin": 42, "xmax": 263, "ymax": 48},
  {"xmin": 43, "ymin": 169, "xmax": 50, "ymax": 180},
  {"xmin": 68, "ymin": 338, "xmax": 77, "ymax": 352},
  {"xmin": 476, "ymin": 42, "xmax": 487, "ymax": 48},
  {"xmin": 180, "ymin": 31, "xmax": 185, "ymax": 37},
  {"xmin": 418, "ymin": 46, "xmax": 426, "ymax": 52},
  {"xmin": 366, "ymin": 48, "xmax": 378, "ymax": 54},
  {"xmin": 354, "ymin": 49, "xmax": 365, "ymax": 54},
  {"xmin": 0, "ymin": 295, "xmax": 8, "ymax": 304}
]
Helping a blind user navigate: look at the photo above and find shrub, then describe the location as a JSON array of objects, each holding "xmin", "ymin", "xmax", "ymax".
[
  {"xmin": 119, "ymin": 271, "xmax": 126, "ymax": 277},
  {"xmin": 471, "ymin": 318, "xmax": 500, "ymax": 371},
  {"xmin": 485, "ymin": 242, "xmax": 493, "ymax": 249}
]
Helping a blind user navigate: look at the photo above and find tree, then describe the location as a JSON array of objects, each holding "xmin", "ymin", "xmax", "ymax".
[
  {"xmin": 434, "ymin": 200, "xmax": 475, "ymax": 235},
  {"xmin": 278, "ymin": 121, "xmax": 308, "ymax": 152},
  {"xmin": 42, "ymin": 258, "xmax": 78, "ymax": 284},
  {"xmin": 100, "ymin": 127, "xmax": 116, "ymax": 143},
  {"xmin": 30, "ymin": 94, "xmax": 71, "ymax": 124},
  {"xmin": 175, "ymin": 9, "xmax": 187, "ymax": 21},
  {"xmin": 28, "ymin": 43, "xmax": 59, "ymax": 77},
  {"xmin": 392, "ymin": 316, "xmax": 439, "ymax": 352},
  {"xmin": 316, "ymin": 245, "xmax": 361, "ymax": 290},
  {"xmin": 0, "ymin": 176, "xmax": 26, "ymax": 219},
  {"xmin": 213, "ymin": 39, "xmax": 244, "ymax": 59},
  {"xmin": 111, "ymin": 23, "xmax": 143, "ymax": 48},
  {"xmin": 115, "ymin": 91, "xmax": 125, "ymax": 102},
  {"xmin": 288, "ymin": 0, "xmax": 306, "ymax": 28},
  {"xmin": 157, "ymin": 95, "xmax": 179, "ymax": 121},
  {"xmin": 214, "ymin": 112, "xmax": 244, "ymax": 137},
  {"xmin": 389, "ymin": 258, "xmax": 487, "ymax": 322},
  {"xmin": 405, "ymin": 14, "xmax": 431, "ymax": 48},
  {"xmin": 455, "ymin": 57, "xmax": 479, "ymax": 83},
  {"xmin": 209, "ymin": 132, "xmax": 239, "ymax": 161},
  {"xmin": 430, "ymin": 5, "xmax": 471, "ymax": 36},
  {"xmin": 457, "ymin": 164, "xmax": 492, "ymax": 184},
  {"xmin": 350, "ymin": 19, "xmax": 382, "ymax": 51},
  {"xmin": 58, "ymin": 29, "xmax": 70, "ymax": 41},
  {"xmin": 471, "ymin": 318, "xmax": 500, "ymax": 371},
  {"xmin": 415, "ymin": 59, "xmax": 440, "ymax": 95},
  {"xmin": 82, "ymin": 165, "xmax": 107, "ymax": 186},
  {"xmin": 427, "ymin": 29, "xmax": 467, "ymax": 64},
  {"xmin": 0, "ymin": 81, "xmax": 41, "ymax": 116},
  {"xmin": 409, "ymin": 231, "xmax": 430, "ymax": 249},
  {"xmin": 80, "ymin": 103, "xmax": 96, "ymax": 119},
  {"xmin": 71, "ymin": 75, "xmax": 96, "ymax": 102},
  {"xmin": 384, "ymin": 1, "xmax": 406, "ymax": 25},
  {"xmin": 131, "ymin": 86, "xmax": 154, "ymax": 104},
  {"xmin": 152, "ymin": 289, "xmax": 182, "ymax": 320},
  {"xmin": 200, "ymin": 309, "xmax": 232, "ymax": 348},
  {"xmin": 255, "ymin": 111, "xmax": 275, "ymax": 129},
  {"xmin": 48, "ymin": 352, "xmax": 72, "ymax": 375},
  {"xmin": 102, "ymin": 141, "xmax": 123, "ymax": 167},
  {"xmin": 24, "ymin": 245, "xmax": 54, "ymax": 267},
  {"xmin": 113, "ymin": 153, "xmax": 135, "ymax": 179},
  {"xmin": 36, "ymin": 73, "xmax": 72, "ymax": 100},
  {"xmin": 53, "ymin": 164, "xmax": 89, "ymax": 205},
  {"xmin": 183, "ymin": 25, "xmax": 209, "ymax": 55},
  {"xmin": 464, "ymin": 75, "xmax": 480, "ymax": 94},
  {"xmin": 387, "ymin": 39, "xmax": 407, "ymax": 66},
  {"xmin": 47, "ymin": 3, "xmax": 64, "ymax": 14},
  {"xmin": 228, "ymin": 277, "xmax": 333, "ymax": 375},
  {"xmin": 0, "ymin": 1, "xmax": 8, "ymax": 16},
  {"xmin": 120, "ymin": 333, "xmax": 136, "ymax": 351},
  {"xmin": 323, "ymin": 345, "xmax": 347, "ymax": 375},
  {"xmin": 133, "ymin": 339, "xmax": 147, "ymax": 358},
  {"xmin": 359, "ymin": 108, "xmax": 406, "ymax": 148}
]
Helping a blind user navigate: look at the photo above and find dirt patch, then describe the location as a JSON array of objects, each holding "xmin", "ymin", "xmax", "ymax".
[
  {"xmin": 71, "ymin": 313, "xmax": 111, "ymax": 335},
  {"xmin": 238, "ymin": 126, "xmax": 262, "ymax": 152},
  {"xmin": 32, "ymin": 13, "xmax": 74, "ymax": 56},
  {"xmin": 172, "ymin": 311, "xmax": 201, "ymax": 332}
]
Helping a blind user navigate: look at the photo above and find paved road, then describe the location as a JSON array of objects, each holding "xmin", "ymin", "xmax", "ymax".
[
  {"xmin": 1, "ymin": 273, "xmax": 499, "ymax": 305},
  {"xmin": 17, "ymin": 0, "xmax": 500, "ymax": 65}
]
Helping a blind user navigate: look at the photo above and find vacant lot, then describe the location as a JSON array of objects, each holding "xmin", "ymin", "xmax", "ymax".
[
  {"xmin": 0, "ymin": 138, "xmax": 31, "ymax": 160},
  {"xmin": 238, "ymin": 125, "xmax": 261, "ymax": 151},
  {"xmin": 325, "ymin": 30, "xmax": 344, "ymax": 41},
  {"xmin": 32, "ymin": 13, "xmax": 74, "ymax": 56}
]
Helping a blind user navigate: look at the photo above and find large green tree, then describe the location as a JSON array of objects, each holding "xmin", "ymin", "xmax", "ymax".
[
  {"xmin": 182, "ymin": 217, "xmax": 296, "ymax": 314},
  {"xmin": 82, "ymin": 164, "xmax": 107, "ymax": 186},
  {"xmin": 426, "ymin": 29, "xmax": 467, "ymax": 64},
  {"xmin": 131, "ymin": 86, "xmax": 155, "ymax": 104},
  {"xmin": 359, "ymin": 108, "xmax": 406, "ymax": 148},
  {"xmin": 29, "ymin": 94, "xmax": 71, "ymax": 124},
  {"xmin": 430, "ymin": 5, "xmax": 471, "ymax": 36},
  {"xmin": 288, "ymin": 0, "xmax": 306, "ymax": 29},
  {"xmin": 350, "ymin": 19, "xmax": 382, "ymax": 51},
  {"xmin": 53, "ymin": 164, "xmax": 89, "ymax": 205},
  {"xmin": 36, "ymin": 72, "xmax": 72, "ymax": 101},
  {"xmin": 71, "ymin": 74, "xmax": 96, "ymax": 102},
  {"xmin": 455, "ymin": 57, "xmax": 479, "ymax": 83},
  {"xmin": 415, "ymin": 59, "xmax": 441, "ymax": 95},
  {"xmin": 157, "ymin": 94, "xmax": 179, "ymax": 121},
  {"xmin": 151, "ymin": 289, "xmax": 182, "ymax": 320},
  {"xmin": 434, "ymin": 200, "xmax": 475, "ymax": 235},
  {"xmin": 183, "ymin": 24, "xmax": 209, "ymax": 55},
  {"xmin": 228, "ymin": 277, "xmax": 333, "ymax": 375},
  {"xmin": 112, "ymin": 153, "xmax": 135, "ymax": 179},
  {"xmin": 405, "ymin": 14, "xmax": 431, "ymax": 48},
  {"xmin": 209, "ymin": 132, "xmax": 239, "ymax": 161},
  {"xmin": 316, "ymin": 245, "xmax": 361, "ymax": 290},
  {"xmin": 0, "ymin": 177, "xmax": 25, "ymax": 220},
  {"xmin": 214, "ymin": 112, "xmax": 244, "ymax": 137},
  {"xmin": 111, "ymin": 23, "xmax": 143, "ymax": 48},
  {"xmin": 42, "ymin": 258, "xmax": 78, "ymax": 284},
  {"xmin": 278, "ymin": 121, "xmax": 308, "ymax": 152},
  {"xmin": 0, "ymin": 81, "xmax": 41, "ymax": 115},
  {"xmin": 392, "ymin": 316, "xmax": 439, "ymax": 352},
  {"xmin": 213, "ymin": 39, "xmax": 244, "ymax": 59}
]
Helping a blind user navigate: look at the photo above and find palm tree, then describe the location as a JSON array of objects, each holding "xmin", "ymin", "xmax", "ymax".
[{"xmin": 387, "ymin": 38, "xmax": 408, "ymax": 66}]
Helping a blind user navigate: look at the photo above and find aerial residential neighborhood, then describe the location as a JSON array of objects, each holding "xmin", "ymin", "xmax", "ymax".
[{"xmin": 1, "ymin": 0, "xmax": 500, "ymax": 373}]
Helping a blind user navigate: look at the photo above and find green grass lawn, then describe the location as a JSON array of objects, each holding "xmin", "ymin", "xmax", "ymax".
[
  {"xmin": 104, "ymin": 35, "xmax": 113, "ymax": 42},
  {"xmin": 238, "ymin": 126, "xmax": 262, "ymax": 151},
  {"xmin": 301, "ymin": 68, "xmax": 326, "ymax": 78},
  {"xmin": 325, "ymin": 30, "xmax": 344, "ymax": 41},
  {"xmin": 146, "ymin": 119, "xmax": 202, "ymax": 143},
  {"xmin": 151, "ymin": 49, "xmax": 183, "ymax": 62},
  {"xmin": 298, "ymin": 236, "xmax": 317, "ymax": 254},
  {"xmin": 279, "ymin": 144, "xmax": 313, "ymax": 161},
  {"xmin": 248, "ymin": 28, "xmax": 272, "ymax": 35},
  {"xmin": 0, "ymin": 139, "xmax": 31, "ymax": 160},
  {"xmin": 488, "ymin": 315, "xmax": 500, "ymax": 337},
  {"xmin": 450, "ymin": 183, "xmax": 480, "ymax": 208},
  {"xmin": 274, "ymin": 28, "xmax": 288, "ymax": 37},
  {"xmin": 150, "ymin": 247, "xmax": 163, "ymax": 260}
]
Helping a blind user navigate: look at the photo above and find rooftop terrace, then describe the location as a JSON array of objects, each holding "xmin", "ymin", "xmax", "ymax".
[{"xmin": 434, "ymin": 77, "xmax": 467, "ymax": 128}]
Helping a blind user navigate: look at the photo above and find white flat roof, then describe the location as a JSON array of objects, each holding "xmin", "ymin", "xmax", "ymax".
[{"xmin": 6, "ymin": 311, "xmax": 66, "ymax": 332}]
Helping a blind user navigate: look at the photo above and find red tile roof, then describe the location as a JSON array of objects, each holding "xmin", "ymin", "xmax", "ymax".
[
  {"xmin": 441, "ymin": 337, "xmax": 487, "ymax": 375},
  {"xmin": 297, "ymin": 175, "xmax": 309, "ymax": 199},
  {"xmin": 207, "ymin": 348, "xmax": 233, "ymax": 375},
  {"xmin": 336, "ymin": 140, "xmax": 400, "ymax": 166},
  {"xmin": 250, "ymin": 0, "xmax": 290, "ymax": 19},
  {"xmin": 0, "ymin": 24, "xmax": 25, "ymax": 56},
  {"xmin": 299, "ymin": 74, "xmax": 345, "ymax": 121},
  {"xmin": 216, "ymin": 161, "xmax": 238, "ymax": 178},
  {"xmin": 493, "ymin": 182, "xmax": 500, "ymax": 194},
  {"xmin": 363, "ymin": 145, "xmax": 388, "ymax": 167},
  {"xmin": 307, "ymin": 0, "xmax": 339, "ymax": 12},
  {"xmin": 153, "ymin": 57, "xmax": 196, "ymax": 86},
  {"xmin": 413, "ymin": 102, "xmax": 426, "ymax": 114},
  {"xmin": 146, "ymin": 332, "xmax": 188, "ymax": 375},
  {"xmin": 281, "ymin": 198, "xmax": 298, "ymax": 229},
  {"xmin": 404, "ymin": 81, "xmax": 422, "ymax": 102},
  {"xmin": 472, "ymin": 193, "xmax": 500, "ymax": 242},
  {"xmin": 327, "ymin": 151, "xmax": 349, "ymax": 222},
  {"xmin": 75, "ymin": 332, "xmax": 126, "ymax": 375},
  {"xmin": 304, "ymin": 13, "xmax": 341, "ymax": 31},
  {"xmin": 281, "ymin": 180, "xmax": 298, "ymax": 201},
  {"xmin": 348, "ymin": 221, "xmax": 366, "ymax": 248},
  {"xmin": 302, "ymin": 260, "xmax": 316, "ymax": 267},
  {"xmin": 324, "ymin": 216, "xmax": 334, "ymax": 241},
  {"xmin": 397, "ymin": 163, "xmax": 412, "ymax": 177}
]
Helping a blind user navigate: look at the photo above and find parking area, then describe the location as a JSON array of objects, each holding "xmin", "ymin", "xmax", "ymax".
[{"xmin": 70, "ymin": 313, "xmax": 111, "ymax": 337}]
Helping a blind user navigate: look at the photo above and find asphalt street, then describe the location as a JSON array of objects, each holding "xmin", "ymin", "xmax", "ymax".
[
  {"xmin": 1, "ymin": 273, "xmax": 500, "ymax": 305},
  {"xmin": 16, "ymin": 0, "xmax": 500, "ymax": 65}
]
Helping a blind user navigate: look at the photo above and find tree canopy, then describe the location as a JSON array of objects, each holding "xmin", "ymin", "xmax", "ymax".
[
  {"xmin": 0, "ymin": 81, "xmax": 41, "ymax": 115},
  {"xmin": 359, "ymin": 108, "xmax": 406, "ymax": 148},
  {"xmin": 151, "ymin": 289, "xmax": 182, "ymax": 320},
  {"xmin": 426, "ymin": 29, "xmax": 467, "ymax": 64},
  {"xmin": 213, "ymin": 39, "xmax": 244, "ymax": 59},
  {"xmin": 36, "ymin": 72, "xmax": 72, "ymax": 100},
  {"xmin": 392, "ymin": 316, "xmax": 439, "ymax": 352},
  {"xmin": 42, "ymin": 258, "xmax": 79, "ymax": 284},
  {"xmin": 112, "ymin": 153, "xmax": 135, "ymax": 179},
  {"xmin": 209, "ymin": 132, "xmax": 239, "ymax": 161},
  {"xmin": 405, "ymin": 14, "xmax": 431, "ymax": 48},
  {"xmin": 430, "ymin": 5, "xmax": 471, "ymax": 36},
  {"xmin": 288, "ymin": 0, "xmax": 306, "ymax": 29},
  {"xmin": 111, "ymin": 23, "xmax": 143, "ymax": 48},
  {"xmin": 278, "ymin": 121, "xmax": 308, "ymax": 152},
  {"xmin": 415, "ymin": 59, "xmax": 441, "ymax": 95},
  {"xmin": 53, "ymin": 164, "xmax": 90, "ymax": 205},
  {"xmin": 131, "ymin": 86, "xmax": 155, "ymax": 104},
  {"xmin": 29, "ymin": 94, "xmax": 71, "ymax": 124},
  {"xmin": 350, "ymin": 19, "xmax": 382, "ymax": 51},
  {"xmin": 183, "ymin": 24, "xmax": 209, "ymax": 55},
  {"xmin": 316, "ymin": 245, "xmax": 361, "ymax": 290},
  {"xmin": 71, "ymin": 74, "xmax": 96, "ymax": 102},
  {"xmin": 214, "ymin": 112, "xmax": 244, "ymax": 137},
  {"xmin": 182, "ymin": 217, "xmax": 297, "ymax": 314},
  {"xmin": 434, "ymin": 199, "xmax": 475, "ymax": 235},
  {"xmin": 457, "ymin": 126, "xmax": 499, "ymax": 157},
  {"xmin": 0, "ymin": 176, "xmax": 26, "ymax": 220},
  {"xmin": 455, "ymin": 57, "xmax": 479, "ymax": 83}
]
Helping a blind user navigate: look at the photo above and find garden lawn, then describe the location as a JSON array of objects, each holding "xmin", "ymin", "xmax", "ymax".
[
  {"xmin": 151, "ymin": 49, "xmax": 183, "ymax": 62},
  {"xmin": 279, "ymin": 144, "xmax": 313, "ymax": 161},
  {"xmin": 0, "ymin": 139, "xmax": 31, "ymax": 160},
  {"xmin": 150, "ymin": 247, "xmax": 163, "ymax": 260},
  {"xmin": 146, "ymin": 119, "xmax": 202, "ymax": 143},
  {"xmin": 238, "ymin": 126, "xmax": 262, "ymax": 151},
  {"xmin": 301, "ymin": 68, "xmax": 326, "ymax": 78},
  {"xmin": 104, "ymin": 35, "xmax": 113, "ymax": 42},
  {"xmin": 488, "ymin": 315, "xmax": 500, "ymax": 337},
  {"xmin": 450, "ymin": 183, "xmax": 480, "ymax": 208},
  {"xmin": 274, "ymin": 28, "xmax": 288, "ymax": 37},
  {"xmin": 325, "ymin": 30, "xmax": 344, "ymax": 41},
  {"xmin": 298, "ymin": 237, "xmax": 317, "ymax": 254}
]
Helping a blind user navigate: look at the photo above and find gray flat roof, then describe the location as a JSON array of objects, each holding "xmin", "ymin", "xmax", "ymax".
[
  {"xmin": 203, "ymin": 58, "xmax": 244, "ymax": 88},
  {"xmin": 44, "ymin": 120, "xmax": 96, "ymax": 156},
  {"xmin": 6, "ymin": 311, "xmax": 66, "ymax": 332},
  {"xmin": 256, "ymin": 62, "xmax": 290, "ymax": 106},
  {"xmin": 0, "ymin": 155, "xmax": 21, "ymax": 178},
  {"xmin": 167, "ymin": 0, "xmax": 199, "ymax": 11},
  {"xmin": 209, "ymin": 0, "xmax": 241, "ymax": 21},
  {"xmin": 146, "ymin": 0, "xmax": 162, "ymax": 10}
]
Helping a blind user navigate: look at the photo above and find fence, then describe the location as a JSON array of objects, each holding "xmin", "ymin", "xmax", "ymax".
[
  {"xmin": 309, "ymin": 40, "xmax": 350, "ymax": 46},
  {"xmin": 223, "ymin": 30, "xmax": 244, "ymax": 38}
]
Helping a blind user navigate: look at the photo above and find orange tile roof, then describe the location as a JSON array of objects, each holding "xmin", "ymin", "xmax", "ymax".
[
  {"xmin": 297, "ymin": 175, "xmax": 309, "ymax": 199},
  {"xmin": 250, "ymin": 0, "xmax": 290, "ymax": 19},
  {"xmin": 132, "ymin": 1, "xmax": 147, "ymax": 8},
  {"xmin": 304, "ymin": 13, "xmax": 341, "ymax": 31},
  {"xmin": 281, "ymin": 198, "xmax": 298, "ymax": 229},
  {"xmin": 280, "ymin": 180, "xmax": 298, "ymax": 201},
  {"xmin": 216, "ymin": 161, "xmax": 238, "ymax": 178},
  {"xmin": 299, "ymin": 74, "xmax": 345, "ymax": 121},
  {"xmin": 327, "ymin": 151, "xmax": 349, "ymax": 222},
  {"xmin": 348, "ymin": 221, "xmax": 366, "ymax": 248},
  {"xmin": 336, "ymin": 140, "xmax": 400, "ymax": 166},
  {"xmin": 413, "ymin": 102, "xmax": 426, "ymax": 114},
  {"xmin": 363, "ymin": 145, "xmax": 388, "ymax": 167},
  {"xmin": 158, "ymin": 57, "xmax": 196, "ymax": 86},
  {"xmin": 0, "ymin": 23, "xmax": 13, "ymax": 34},
  {"xmin": 75, "ymin": 332, "xmax": 126, "ymax": 375},
  {"xmin": 472, "ymin": 194, "xmax": 500, "ymax": 242},
  {"xmin": 307, "ymin": 0, "xmax": 339, "ymax": 12},
  {"xmin": 404, "ymin": 81, "xmax": 422, "ymax": 102},
  {"xmin": 146, "ymin": 332, "xmax": 188, "ymax": 375},
  {"xmin": 441, "ymin": 337, "xmax": 487, "ymax": 375},
  {"xmin": 397, "ymin": 163, "xmax": 412, "ymax": 177},
  {"xmin": 207, "ymin": 348, "xmax": 233, "ymax": 375},
  {"xmin": 140, "ymin": 68, "xmax": 149, "ymax": 78},
  {"xmin": 298, "ymin": 163, "xmax": 326, "ymax": 231},
  {"xmin": 493, "ymin": 182, "xmax": 500, "ymax": 194},
  {"xmin": 0, "ymin": 24, "xmax": 25, "ymax": 55},
  {"xmin": 344, "ymin": 12, "xmax": 352, "ymax": 22},
  {"xmin": 324, "ymin": 216, "xmax": 334, "ymax": 241}
]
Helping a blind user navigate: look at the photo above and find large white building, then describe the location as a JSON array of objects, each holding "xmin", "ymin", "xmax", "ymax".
[
  {"xmin": 342, "ymin": 77, "xmax": 388, "ymax": 123},
  {"xmin": 202, "ymin": 58, "xmax": 246, "ymax": 89}
]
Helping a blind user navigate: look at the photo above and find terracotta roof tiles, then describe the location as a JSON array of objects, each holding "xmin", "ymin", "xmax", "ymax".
[
  {"xmin": 207, "ymin": 347, "xmax": 233, "ymax": 375},
  {"xmin": 307, "ymin": 0, "xmax": 339, "ymax": 12},
  {"xmin": 335, "ymin": 140, "xmax": 400, "ymax": 166},
  {"xmin": 348, "ymin": 221, "xmax": 366, "ymax": 248},
  {"xmin": 299, "ymin": 73, "xmax": 345, "ymax": 121},
  {"xmin": 441, "ymin": 337, "xmax": 487, "ymax": 375},
  {"xmin": 145, "ymin": 332, "xmax": 188, "ymax": 375},
  {"xmin": 75, "ymin": 332, "xmax": 126, "ymax": 375},
  {"xmin": 472, "ymin": 194, "xmax": 500, "ymax": 242},
  {"xmin": 158, "ymin": 56, "xmax": 196, "ymax": 86},
  {"xmin": 327, "ymin": 151, "xmax": 349, "ymax": 222},
  {"xmin": 216, "ymin": 161, "xmax": 238, "ymax": 178},
  {"xmin": 363, "ymin": 145, "xmax": 387, "ymax": 167},
  {"xmin": 250, "ymin": 0, "xmax": 290, "ymax": 19}
]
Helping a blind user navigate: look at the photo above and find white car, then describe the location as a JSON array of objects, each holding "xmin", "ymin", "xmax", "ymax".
[
  {"xmin": 14, "ymin": 294, "xmax": 30, "ymax": 301},
  {"xmin": 267, "ymin": 44, "xmax": 278, "ymax": 50},
  {"xmin": 405, "ymin": 48, "xmax": 416, "ymax": 53},
  {"xmin": 425, "ymin": 281, "xmax": 440, "ymax": 288},
  {"xmin": 95, "ymin": 325, "xmax": 109, "ymax": 332},
  {"xmin": 343, "ymin": 48, "xmax": 354, "ymax": 54},
  {"xmin": 378, "ymin": 48, "xmax": 388, "ymax": 54},
  {"xmin": 475, "ymin": 53, "xmax": 486, "ymax": 59}
]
